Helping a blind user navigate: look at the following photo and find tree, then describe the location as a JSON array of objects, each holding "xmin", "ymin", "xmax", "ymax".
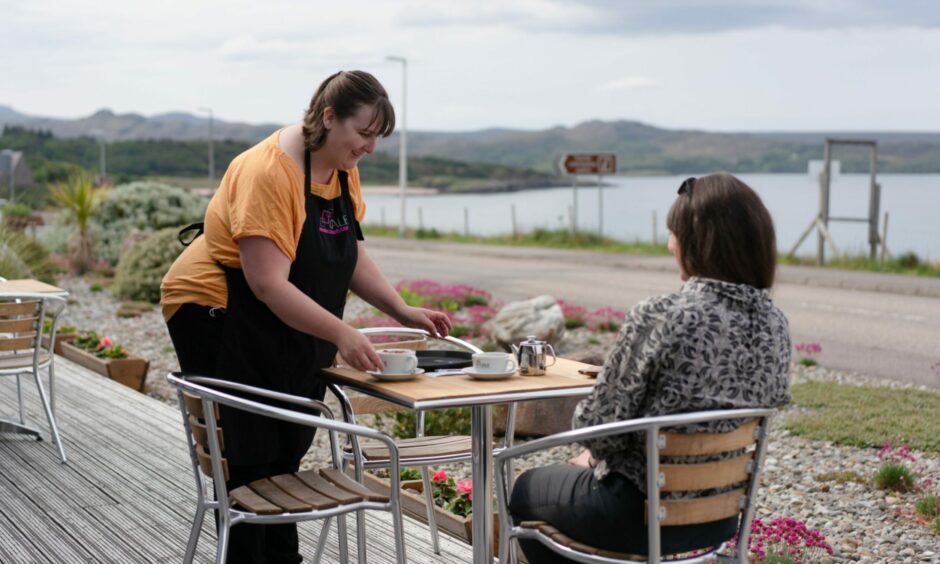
[{"xmin": 48, "ymin": 172, "xmax": 106, "ymax": 273}]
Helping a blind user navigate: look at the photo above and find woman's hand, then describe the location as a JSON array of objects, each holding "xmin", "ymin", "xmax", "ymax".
[
  {"xmin": 568, "ymin": 449, "xmax": 596, "ymax": 468},
  {"xmin": 395, "ymin": 306, "xmax": 452, "ymax": 338},
  {"xmin": 336, "ymin": 326, "xmax": 384, "ymax": 372}
]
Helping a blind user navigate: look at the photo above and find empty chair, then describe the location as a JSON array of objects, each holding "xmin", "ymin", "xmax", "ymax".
[
  {"xmin": 167, "ymin": 372, "xmax": 408, "ymax": 564},
  {"xmin": 495, "ymin": 408, "xmax": 776, "ymax": 564},
  {"xmin": 0, "ymin": 294, "xmax": 67, "ymax": 463}
]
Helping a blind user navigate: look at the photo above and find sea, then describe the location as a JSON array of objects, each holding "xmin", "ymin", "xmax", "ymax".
[{"xmin": 361, "ymin": 174, "xmax": 940, "ymax": 261}]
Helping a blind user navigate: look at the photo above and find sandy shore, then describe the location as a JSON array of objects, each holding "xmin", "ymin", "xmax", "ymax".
[{"xmin": 361, "ymin": 184, "xmax": 439, "ymax": 195}]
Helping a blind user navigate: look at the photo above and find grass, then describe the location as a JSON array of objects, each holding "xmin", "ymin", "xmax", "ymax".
[
  {"xmin": 873, "ymin": 462, "xmax": 917, "ymax": 492},
  {"xmin": 362, "ymin": 225, "xmax": 671, "ymax": 255},
  {"xmin": 815, "ymin": 470, "xmax": 868, "ymax": 484},
  {"xmin": 781, "ymin": 253, "xmax": 940, "ymax": 278},
  {"xmin": 363, "ymin": 225, "xmax": 939, "ymax": 277},
  {"xmin": 786, "ymin": 381, "xmax": 940, "ymax": 455}
]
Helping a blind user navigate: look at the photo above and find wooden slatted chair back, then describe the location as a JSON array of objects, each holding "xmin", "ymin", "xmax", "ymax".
[
  {"xmin": 0, "ymin": 300, "xmax": 42, "ymax": 352},
  {"xmin": 182, "ymin": 391, "xmax": 228, "ymax": 481},
  {"xmin": 652, "ymin": 420, "xmax": 759, "ymax": 526}
]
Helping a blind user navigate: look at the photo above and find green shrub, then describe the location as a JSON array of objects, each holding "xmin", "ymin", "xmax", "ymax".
[
  {"xmin": 915, "ymin": 495, "xmax": 940, "ymax": 517},
  {"xmin": 2, "ymin": 202, "xmax": 33, "ymax": 217},
  {"xmin": 392, "ymin": 408, "xmax": 471, "ymax": 439},
  {"xmin": 95, "ymin": 181, "xmax": 207, "ymax": 264},
  {"xmin": 112, "ymin": 226, "xmax": 186, "ymax": 303},
  {"xmin": 0, "ymin": 226, "xmax": 59, "ymax": 282},
  {"xmin": 873, "ymin": 462, "xmax": 916, "ymax": 493}
]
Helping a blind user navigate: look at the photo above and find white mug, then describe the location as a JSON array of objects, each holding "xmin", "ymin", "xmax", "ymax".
[
  {"xmin": 377, "ymin": 349, "xmax": 418, "ymax": 374},
  {"xmin": 472, "ymin": 352, "xmax": 518, "ymax": 373}
]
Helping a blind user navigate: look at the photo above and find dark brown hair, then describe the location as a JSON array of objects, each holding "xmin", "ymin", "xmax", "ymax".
[
  {"xmin": 666, "ymin": 172, "xmax": 777, "ymax": 289},
  {"xmin": 301, "ymin": 70, "xmax": 395, "ymax": 151}
]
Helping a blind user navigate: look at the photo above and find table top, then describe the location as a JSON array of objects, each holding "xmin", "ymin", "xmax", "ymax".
[
  {"xmin": 0, "ymin": 279, "xmax": 68, "ymax": 297},
  {"xmin": 321, "ymin": 357, "xmax": 598, "ymax": 410}
]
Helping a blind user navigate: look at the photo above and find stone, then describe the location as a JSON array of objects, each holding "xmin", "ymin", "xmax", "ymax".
[{"xmin": 486, "ymin": 295, "xmax": 565, "ymax": 350}]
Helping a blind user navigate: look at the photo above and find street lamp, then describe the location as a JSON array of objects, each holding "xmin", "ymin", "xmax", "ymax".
[
  {"xmin": 89, "ymin": 129, "xmax": 107, "ymax": 181},
  {"xmin": 198, "ymin": 107, "xmax": 215, "ymax": 191},
  {"xmin": 386, "ymin": 55, "xmax": 407, "ymax": 238}
]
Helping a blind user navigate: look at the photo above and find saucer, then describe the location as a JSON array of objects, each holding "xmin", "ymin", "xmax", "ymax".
[
  {"xmin": 464, "ymin": 367, "xmax": 517, "ymax": 380},
  {"xmin": 366, "ymin": 368, "xmax": 425, "ymax": 382}
]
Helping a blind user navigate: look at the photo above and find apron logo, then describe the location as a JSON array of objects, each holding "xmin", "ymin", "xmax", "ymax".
[{"xmin": 319, "ymin": 209, "xmax": 350, "ymax": 235}]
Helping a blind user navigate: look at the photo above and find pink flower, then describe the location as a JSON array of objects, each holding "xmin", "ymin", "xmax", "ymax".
[
  {"xmin": 456, "ymin": 479, "xmax": 473, "ymax": 495},
  {"xmin": 432, "ymin": 470, "xmax": 447, "ymax": 482},
  {"xmin": 97, "ymin": 336, "xmax": 113, "ymax": 350}
]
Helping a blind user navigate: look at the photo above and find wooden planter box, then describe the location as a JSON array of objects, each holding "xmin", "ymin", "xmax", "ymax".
[
  {"xmin": 60, "ymin": 342, "xmax": 150, "ymax": 393},
  {"xmin": 41, "ymin": 333, "xmax": 78, "ymax": 356},
  {"xmin": 359, "ymin": 472, "xmax": 500, "ymax": 553}
]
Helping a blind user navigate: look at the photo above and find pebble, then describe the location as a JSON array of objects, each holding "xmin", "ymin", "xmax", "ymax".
[{"xmin": 60, "ymin": 278, "xmax": 940, "ymax": 561}]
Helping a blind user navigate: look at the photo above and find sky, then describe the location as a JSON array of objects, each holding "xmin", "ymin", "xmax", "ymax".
[{"xmin": 2, "ymin": 0, "xmax": 940, "ymax": 132}]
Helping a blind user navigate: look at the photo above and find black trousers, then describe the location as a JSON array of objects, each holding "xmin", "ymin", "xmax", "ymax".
[
  {"xmin": 509, "ymin": 464, "xmax": 738, "ymax": 563},
  {"xmin": 167, "ymin": 303, "xmax": 303, "ymax": 564}
]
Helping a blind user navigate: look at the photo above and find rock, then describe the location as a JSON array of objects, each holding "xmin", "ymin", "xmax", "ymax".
[{"xmin": 487, "ymin": 295, "xmax": 565, "ymax": 350}]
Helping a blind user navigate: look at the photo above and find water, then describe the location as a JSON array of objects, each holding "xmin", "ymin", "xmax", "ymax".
[{"xmin": 362, "ymin": 174, "xmax": 940, "ymax": 260}]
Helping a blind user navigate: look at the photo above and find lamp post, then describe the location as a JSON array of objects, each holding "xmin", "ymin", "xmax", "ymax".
[
  {"xmin": 198, "ymin": 107, "xmax": 215, "ymax": 191},
  {"xmin": 386, "ymin": 55, "xmax": 407, "ymax": 238},
  {"xmin": 89, "ymin": 129, "xmax": 107, "ymax": 181}
]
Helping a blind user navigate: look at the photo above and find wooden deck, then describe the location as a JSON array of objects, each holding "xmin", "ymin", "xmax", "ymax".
[{"xmin": 0, "ymin": 357, "xmax": 475, "ymax": 563}]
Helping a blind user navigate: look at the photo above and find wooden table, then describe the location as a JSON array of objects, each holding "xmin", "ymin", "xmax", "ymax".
[
  {"xmin": 321, "ymin": 357, "xmax": 597, "ymax": 563},
  {"xmin": 0, "ymin": 279, "xmax": 69, "ymax": 449}
]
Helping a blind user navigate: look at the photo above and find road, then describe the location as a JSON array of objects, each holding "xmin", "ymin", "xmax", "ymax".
[{"xmin": 364, "ymin": 238, "xmax": 940, "ymax": 389}]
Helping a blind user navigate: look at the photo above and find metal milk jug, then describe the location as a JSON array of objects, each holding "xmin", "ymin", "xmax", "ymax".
[{"xmin": 511, "ymin": 335, "xmax": 557, "ymax": 376}]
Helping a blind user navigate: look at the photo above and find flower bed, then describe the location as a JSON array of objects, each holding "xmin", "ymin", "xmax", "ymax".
[{"xmin": 60, "ymin": 331, "xmax": 149, "ymax": 392}]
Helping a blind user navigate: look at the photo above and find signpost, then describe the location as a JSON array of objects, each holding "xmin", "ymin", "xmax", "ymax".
[{"xmin": 558, "ymin": 153, "xmax": 617, "ymax": 236}]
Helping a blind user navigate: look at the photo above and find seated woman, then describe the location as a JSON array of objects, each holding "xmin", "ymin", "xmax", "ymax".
[{"xmin": 508, "ymin": 172, "xmax": 792, "ymax": 562}]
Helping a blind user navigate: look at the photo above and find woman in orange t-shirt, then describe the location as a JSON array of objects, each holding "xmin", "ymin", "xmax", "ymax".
[{"xmin": 161, "ymin": 70, "xmax": 450, "ymax": 563}]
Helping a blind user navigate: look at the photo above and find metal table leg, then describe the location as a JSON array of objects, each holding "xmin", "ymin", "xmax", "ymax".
[{"xmin": 471, "ymin": 404, "xmax": 494, "ymax": 564}]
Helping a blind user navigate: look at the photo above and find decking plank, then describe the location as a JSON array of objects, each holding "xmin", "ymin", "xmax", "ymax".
[{"xmin": 0, "ymin": 357, "xmax": 475, "ymax": 562}]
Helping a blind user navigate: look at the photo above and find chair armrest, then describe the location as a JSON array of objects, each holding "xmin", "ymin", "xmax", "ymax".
[{"xmin": 184, "ymin": 375, "xmax": 336, "ymax": 420}]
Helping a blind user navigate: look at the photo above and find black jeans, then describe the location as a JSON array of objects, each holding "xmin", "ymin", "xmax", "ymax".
[
  {"xmin": 509, "ymin": 464, "xmax": 738, "ymax": 563},
  {"xmin": 167, "ymin": 303, "xmax": 303, "ymax": 564}
]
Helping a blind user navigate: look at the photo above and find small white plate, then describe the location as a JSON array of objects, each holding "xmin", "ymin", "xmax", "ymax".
[
  {"xmin": 464, "ymin": 367, "xmax": 517, "ymax": 380},
  {"xmin": 366, "ymin": 368, "xmax": 425, "ymax": 382}
]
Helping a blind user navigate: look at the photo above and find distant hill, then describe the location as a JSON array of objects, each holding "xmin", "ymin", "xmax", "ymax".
[{"xmin": 3, "ymin": 105, "xmax": 940, "ymax": 173}]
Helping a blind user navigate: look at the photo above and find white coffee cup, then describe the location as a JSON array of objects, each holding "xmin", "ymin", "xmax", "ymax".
[
  {"xmin": 377, "ymin": 349, "xmax": 418, "ymax": 374},
  {"xmin": 472, "ymin": 352, "xmax": 518, "ymax": 373}
]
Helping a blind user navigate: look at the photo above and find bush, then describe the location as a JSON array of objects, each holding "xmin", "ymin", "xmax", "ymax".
[
  {"xmin": 94, "ymin": 181, "xmax": 207, "ymax": 264},
  {"xmin": 112, "ymin": 227, "xmax": 186, "ymax": 303},
  {"xmin": 0, "ymin": 226, "xmax": 59, "ymax": 282},
  {"xmin": 915, "ymin": 495, "xmax": 940, "ymax": 517},
  {"xmin": 390, "ymin": 408, "xmax": 472, "ymax": 439},
  {"xmin": 873, "ymin": 462, "xmax": 916, "ymax": 492}
]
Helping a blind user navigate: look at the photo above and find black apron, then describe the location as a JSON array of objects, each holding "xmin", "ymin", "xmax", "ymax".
[{"xmin": 214, "ymin": 150, "xmax": 362, "ymax": 465}]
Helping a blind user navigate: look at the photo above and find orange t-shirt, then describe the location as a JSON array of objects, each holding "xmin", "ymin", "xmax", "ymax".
[{"xmin": 160, "ymin": 129, "xmax": 366, "ymax": 320}]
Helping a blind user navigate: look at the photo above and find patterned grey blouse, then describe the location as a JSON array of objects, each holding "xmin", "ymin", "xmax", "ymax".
[{"xmin": 572, "ymin": 277, "xmax": 791, "ymax": 491}]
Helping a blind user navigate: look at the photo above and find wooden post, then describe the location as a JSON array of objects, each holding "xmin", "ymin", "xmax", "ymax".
[
  {"xmin": 597, "ymin": 174, "xmax": 603, "ymax": 238},
  {"xmin": 571, "ymin": 175, "xmax": 578, "ymax": 234},
  {"xmin": 868, "ymin": 143, "xmax": 880, "ymax": 260},
  {"xmin": 817, "ymin": 141, "xmax": 832, "ymax": 265},
  {"xmin": 652, "ymin": 210, "xmax": 658, "ymax": 245},
  {"xmin": 463, "ymin": 207, "xmax": 469, "ymax": 237},
  {"xmin": 418, "ymin": 206, "xmax": 424, "ymax": 230},
  {"xmin": 511, "ymin": 204, "xmax": 517, "ymax": 238},
  {"xmin": 880, "ymin": 211, "xmax": 889, "ymax": 264},
  {"xmin": 380, "ymin": 206, "xmax": 386, "ymax": 229}
]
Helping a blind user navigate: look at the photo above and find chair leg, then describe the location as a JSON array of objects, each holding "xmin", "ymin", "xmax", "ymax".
[
  {"xmin": 313, "ymin": 517, "xmax": 332, "ymax": 564},
  {"xmin": 337, "ymin": 514, "xmax": 350, "ymax": 563},
  {"xmin": 420, "ymin": 466, "xmax": 441, "ymax": 554},
  {"xmin": 508, "ymin": 537, "xmax": 519, "ymax": 564},
  {"xmin": 215, "ymin": 520, "xmax": 230, "ymax": 564},
  {"xmin": 16, "ymin": 374, "xmax": 24, "ymax": 424},
  {"xmin": 32, "ymin": 372, "xmax": 66, "ymax": 464},
  {"xmin": 356, "ymin": 510, "xmax": 368, "ymax": 564},
  {"xmin": 182, "ymin": 505, "xmax": 205, "ymax": 564},
  {"xmin": 391, "ymin": 501, "xmax": 408, "ymax": 564},
  {"xmin": 49, "ymin": 360, "xmax": 56, "ymax": 419}
]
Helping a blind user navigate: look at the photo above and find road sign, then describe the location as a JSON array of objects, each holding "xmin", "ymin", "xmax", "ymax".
[{"xmin": 559, "ymin": 153, "xmax": 617, "ymax": 175}]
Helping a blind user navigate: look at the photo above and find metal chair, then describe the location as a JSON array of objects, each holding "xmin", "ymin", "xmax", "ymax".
[
  {"xmin": 495, "ymin": 408, "xmax": 776, "ymax": 564},
  {"xmin": 0, "ymin": 294, "xmax": 68, "ymax": 463},
  {"xmin": 167, "ymin": 372, "xmax": 408, "ymax": 564},
  {"xmin": 329, "ymin": 326, "xmax": 518, "ymax": 554}
]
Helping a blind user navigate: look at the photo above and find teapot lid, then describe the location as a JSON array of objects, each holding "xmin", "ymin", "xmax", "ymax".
[{"xmin": 523, "ymin": 335, "xmax": 541, "ymax": 343}]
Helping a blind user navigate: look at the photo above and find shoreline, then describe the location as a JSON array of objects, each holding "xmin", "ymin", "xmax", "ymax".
[{"xmin": 361, "ymin": 184, "xmax": 439, "ymax": 195}]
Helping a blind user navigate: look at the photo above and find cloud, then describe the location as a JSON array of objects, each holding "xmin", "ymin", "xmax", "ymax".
[{"xmin": 598, "ymin": 76, "xmax": 661, "ymax": 92}]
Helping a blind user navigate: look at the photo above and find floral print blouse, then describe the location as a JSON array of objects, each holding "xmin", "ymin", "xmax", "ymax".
[{"xmin": 572, "ymin": 277, "xmax": 792, "ymax": 491}]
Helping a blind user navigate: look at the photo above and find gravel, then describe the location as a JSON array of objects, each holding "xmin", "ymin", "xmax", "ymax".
[{"xmin": 58, "ymin": 277, "xmax": 940, "ymax": 561}]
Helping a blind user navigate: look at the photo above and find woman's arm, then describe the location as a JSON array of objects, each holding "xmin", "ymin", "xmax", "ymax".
[
  {"xmin": 350, "ymin": 242, "xmax": 452, "ymax": 337},
  {"xmin": 240, "ymin": 236, "xmax": 384, "ymax": 372}
]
